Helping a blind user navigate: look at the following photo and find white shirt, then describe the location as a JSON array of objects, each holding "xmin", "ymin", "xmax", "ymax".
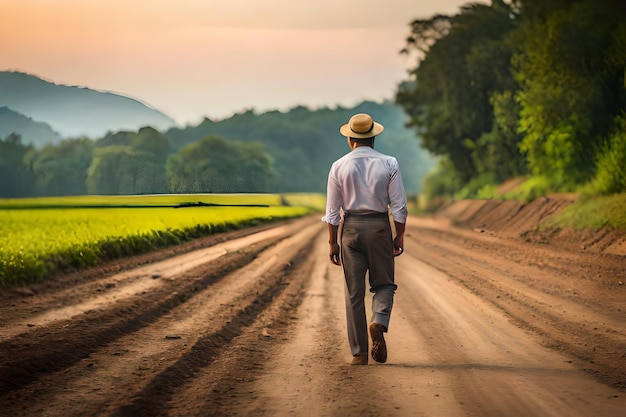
[{"xmin": 322, "ymin": 146, "xmax": 408, "ymax": 226}]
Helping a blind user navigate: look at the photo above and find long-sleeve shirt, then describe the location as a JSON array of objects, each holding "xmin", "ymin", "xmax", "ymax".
[{"xmin": 322, "ymin": 146, "xmax": 408, "ymax": 226}]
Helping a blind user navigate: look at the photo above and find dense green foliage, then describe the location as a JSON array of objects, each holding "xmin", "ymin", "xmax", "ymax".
[
  {"xmin": 0, "ymin": 133, "xmax": 35, "ymax": 197},
  {"xmin": 0, "ymin": 102, "xmax": 433, "ymax": 197},
  {"xmin": 164, "ymin": 101, "xmax": 433, "ymax": 194},
  {"xmin": 585, "ymin": 115, "xmax": 626, "ymax": 195},
  {"xmin": 397, "ymin": 0, "xmax": 626, "ymax": 202},
  {"xmin": 31, "ymin": 137, "xmax": 94, "ymax": 196},
  {"xmin": 166, "ymin": 136, "xmax": 273, "ymax": 193}
]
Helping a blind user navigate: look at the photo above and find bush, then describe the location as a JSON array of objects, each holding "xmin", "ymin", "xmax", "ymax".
[
  {"xmin": 420, "ymin": 158, "xmax": 463, "ymax": 209},
  {"xmin": 584, "ymin": 114, "xmax": 626, "ymax": 196},
  {"xmin": 501, "ymin": 176, "xmax": 552, "ymax": 202},
  {"xmin": 454, "ymin": 173, "xmax": 498, "ymax": 200},
  {"xmin": 545, "ymin": 193, "xmax": 626, "ymax": 230}
]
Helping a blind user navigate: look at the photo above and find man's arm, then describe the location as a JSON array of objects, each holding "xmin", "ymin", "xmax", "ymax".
[
  {"xmin": 328, "ymin": 223, "xmax": 340, "ymax": 265},
  {"xmin": 387, "ymin": 157, "xmax": 407, "ymax": 257}
]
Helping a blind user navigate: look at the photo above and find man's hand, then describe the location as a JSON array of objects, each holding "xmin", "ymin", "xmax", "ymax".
[
  {"xmin": 329, "ymin": 243, "xmax": 341, "ymax": 265},
  {"xmin": 327, "ymin": 223, "xmax": 341, "ymax": 265},
  {"xmin": 393, "ymin": 236, "xmax": 404, "ymax": 257},
  {"xmin": 393, "ymin": 221, "xmax": 406, "ymax": 257}
]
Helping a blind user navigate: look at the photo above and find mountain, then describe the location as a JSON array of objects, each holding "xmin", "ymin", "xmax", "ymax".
[
  {"xmin": 0, "ymin": 71, "xmax": 176, "ymax": 138},
  {"xmin": 0, "ymin": 107, "xmax": 63, "ymax": 146}
]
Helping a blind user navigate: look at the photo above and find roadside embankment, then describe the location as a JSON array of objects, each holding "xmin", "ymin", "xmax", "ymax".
[{"xmin": 433, "ymin": 196, "xmax": 626, "ymax": 256}]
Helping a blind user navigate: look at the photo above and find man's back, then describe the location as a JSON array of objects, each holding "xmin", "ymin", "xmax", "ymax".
[{"xmin": 325, "ymin": 146, "xmax": 407, "ymax": 224}]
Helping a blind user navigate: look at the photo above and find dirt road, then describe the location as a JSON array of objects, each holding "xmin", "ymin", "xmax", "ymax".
[{"xmin": 1, "ymin": 210, "xmax": 625, "ymax": 416}]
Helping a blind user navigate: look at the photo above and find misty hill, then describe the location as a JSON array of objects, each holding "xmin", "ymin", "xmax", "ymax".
[
  {"xmin": 0, "ymin": 107, "xmax": 63, "ymax": 146},
  {"xmin": 1, "ymin": 95, "xmax": 433, "ymax": 196},
  {"xmin": 0, "ymin": 71, "xmax": 176, "ymax": 138}
]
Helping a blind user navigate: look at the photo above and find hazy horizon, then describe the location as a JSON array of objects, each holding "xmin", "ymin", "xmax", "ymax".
[{"xmin": 2, "ymin": 0, "xmax": 486, "ymax": 126}]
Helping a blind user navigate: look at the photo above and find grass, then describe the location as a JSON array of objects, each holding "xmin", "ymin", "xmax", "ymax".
[
  {"xmin": 543, "ymin": 193, "xmax": 626, "ymax": 230},
  {"xmin": 0, "ymin": 193, "xmax": 325, "ymax": 288},
  {"xmin": 498, "ymin": 179, "xmax": 626, "ymax": 230},
  {"xmin": 454, "ymin": 176, "xmax": 626, "ymax": 230},
  {"xmin": 0, "ymin": 193, "xmax": 287, "ymax": 208},
  {"xmin": 416, "ymin": 173, "xmax": 626, "ymax": 231}
]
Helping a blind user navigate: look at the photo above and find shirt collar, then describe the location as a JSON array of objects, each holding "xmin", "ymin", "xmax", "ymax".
[{"xmin": 352, "ymin": 146, "xmax": 375, "ymax": 153}]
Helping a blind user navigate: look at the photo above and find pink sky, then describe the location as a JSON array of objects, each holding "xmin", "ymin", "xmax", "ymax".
[{"xmin": 1, "ymin": 0, "xmax": 485, "ymax": 125}]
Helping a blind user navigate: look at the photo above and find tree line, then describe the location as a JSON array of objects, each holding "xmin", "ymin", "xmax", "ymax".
[
  {"xmin": 0, "ymin": 128, "xmax": 273, "ymax": 197},
  {"xmin": 396, "ymin": 0, "xmax": 626, "ymax": 201},
  {"xmin": 0, "ymin": 101, "xmax": 433, "ymax": 198}
]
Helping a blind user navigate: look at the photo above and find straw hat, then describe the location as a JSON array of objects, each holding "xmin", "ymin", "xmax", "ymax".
[{"xmin": 340, "ymin": 113, "xmax": 384, "ymax": 139}]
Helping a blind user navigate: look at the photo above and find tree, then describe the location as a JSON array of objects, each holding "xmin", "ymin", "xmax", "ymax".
[
  {"xmin": 94, "ymin": 130, "xmax": 134, "ymax": 148},
  {"xmin": 513, "ymin": 0, "xmax": 626, "ymax": 189},
  {"xmin": 397, "ymin": 1, "xmax": 520, "ymax": 182},
  {"xmin": 86, "ymin": 146, "xmax": 129, "ymax": 195},
  {"xmin": 234, "ymin": 142, "xmax": 275, "ymax": 192},
  {"xmin": 0, "ymin": 133, "xmax": 35, "ymax": 197},
  {"xmin": 131, "ymin": 126, "xmax": 170, "ymax": 158},
  {"xmin": 128, "ymin": 127, "xmax": 170, "ymax": 194},
  {"xmin": 472, "ymin": 90, "xmax": 527, "ymax": 181},
  {"xmin": 166, "ymin": 135, "xmax": 274, "ymax": 193},
  {"xmin": 27, "ymin": 138, "xmax": 94, "ymax": 196}
]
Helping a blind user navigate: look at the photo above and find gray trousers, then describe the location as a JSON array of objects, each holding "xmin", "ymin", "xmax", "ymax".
[{"xmin": 340, "ymin": 214, "xmax": 397, "ymax": 356}]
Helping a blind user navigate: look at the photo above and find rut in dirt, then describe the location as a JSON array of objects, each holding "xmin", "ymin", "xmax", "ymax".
[
  {"xmin": 0, "ymin": 216, "xmax": 322, "ymax": 415},
  {"xmin": 405, "ymin": 221, "xmax": 626, "ymax": 391},
  {"xmin": 0, "ymin": 246, "xmax": 262, "ymax": 395},
  {"xmin": 113, "ymin": 240, "xmax": 316, "ymax": 417}
]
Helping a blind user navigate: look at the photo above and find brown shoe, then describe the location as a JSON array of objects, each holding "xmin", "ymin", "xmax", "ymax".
[
  {"xmin": 369, "ymin": 322, "xmax": 387, "ymax": 363},
  {"xmin": 351, "ymin": 354, "xmax": 368, "ymax": 365}
]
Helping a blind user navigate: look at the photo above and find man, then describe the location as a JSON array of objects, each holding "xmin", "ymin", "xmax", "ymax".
[{"xmin": 322, "ymin": 113, "xmax": 408, "ymax": 365}]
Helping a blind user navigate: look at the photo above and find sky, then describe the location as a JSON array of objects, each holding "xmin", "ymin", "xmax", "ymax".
[{"xmin": 2, "ymin": 0, "xmax": 485, "ymax": 126}]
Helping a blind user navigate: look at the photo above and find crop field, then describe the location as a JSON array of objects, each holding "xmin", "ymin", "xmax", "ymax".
[{"xmin": 0, "ymin": 193, "xmax": 325, "ymax": 287}]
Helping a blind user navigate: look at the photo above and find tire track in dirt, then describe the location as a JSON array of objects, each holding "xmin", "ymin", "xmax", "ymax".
[
  {"xmin": 163, "ymin": 231, "xmax": 336, "ymax": 417},
  {"xmin": 112, "ymin": 221, "xmax": 322, "ymax": 417},
  {"xmin": 1, "ymin": 220, "xmax": 298, "ymax": 336},
  {"xmin": 200, "ymin": 231, "xmax": 352, "ymax": 417},
  {"xmin": 405, "ymin": 220, "xmax": 626, "ymax": 391},
  {"xmin": 387, "ymin": 253, "xmax": 625, "ymax": 417},
  {"xmin": 0, "ymin": 216, "xmax": 321, "ymax": 407},
  {"xmin": 0, "ymin": 243, "xmax": 266, "ymax": 397}
]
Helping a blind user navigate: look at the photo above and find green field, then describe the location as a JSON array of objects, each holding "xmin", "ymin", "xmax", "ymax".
[{"xmin": 0, "ymin": 194, "xmax": 325, "ymax": 288}]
